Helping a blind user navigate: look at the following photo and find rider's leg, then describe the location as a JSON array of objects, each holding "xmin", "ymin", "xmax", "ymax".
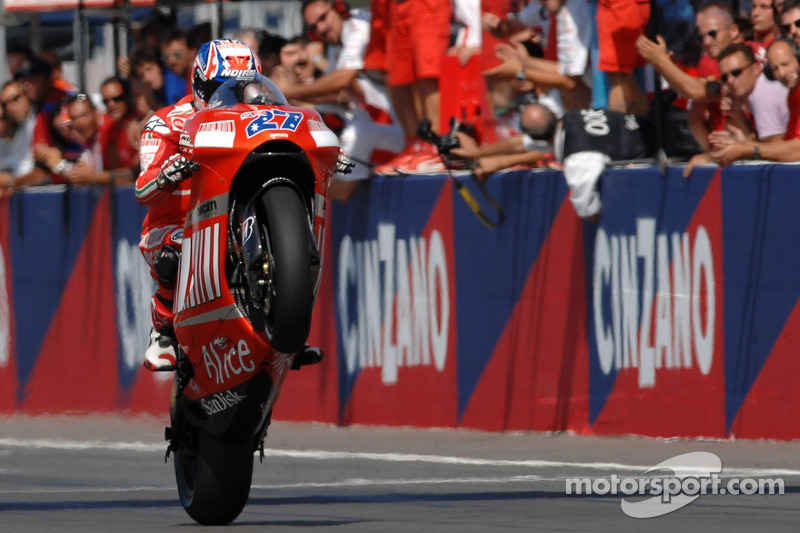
[
  {"xmin": 140, "ymin": 228, "xmax": 182, "ymax": 371},
  {"xmin": 143, "ymin": 283, "xmax": 179, "ymax": 371}
]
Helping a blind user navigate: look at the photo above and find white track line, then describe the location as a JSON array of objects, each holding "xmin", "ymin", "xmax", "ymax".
[
  {"xmin": 0, "ymin": 437, "xmax": 798, "ymax": 478},
  {"xmin": 0, "ymin": 486, "xmax": 175, "ymax": 495},
  {"xmin": 253, "ymin": 475, "xmax": 555, "ymax": 490},
  {"xmin": 0, "ymin": 476, "xmax": 554, "ymax": 495}
]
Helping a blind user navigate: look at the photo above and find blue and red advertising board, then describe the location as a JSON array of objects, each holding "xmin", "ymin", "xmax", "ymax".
[{"xmin": 2, "ymin": 164, "xmax": 800, "ymax": 440}]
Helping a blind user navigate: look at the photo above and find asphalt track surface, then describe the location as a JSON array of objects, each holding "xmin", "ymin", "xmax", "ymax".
[{"xmin": 1, "ymin": 416, "xmax": 799, "ymax": 532}]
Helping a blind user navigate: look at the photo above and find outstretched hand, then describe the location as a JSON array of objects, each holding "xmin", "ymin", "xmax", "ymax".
[
  {"xmin": 482, "ymin": 45, "xmax": 522, "ymax": 79},
  {"xmin": 636, "ymin": 34, "xmax": 669, "ymax": 64}
]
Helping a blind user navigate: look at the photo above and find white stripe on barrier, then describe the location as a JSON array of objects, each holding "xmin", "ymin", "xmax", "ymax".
[{"xmin": 1, "ymin": 437, "xmax": 799, "ymax": 478}]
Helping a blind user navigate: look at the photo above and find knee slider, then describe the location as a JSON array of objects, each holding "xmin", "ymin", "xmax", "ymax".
[{"xmin": 155, "ymin": 246, "xmax": 180, "ymax": 285}]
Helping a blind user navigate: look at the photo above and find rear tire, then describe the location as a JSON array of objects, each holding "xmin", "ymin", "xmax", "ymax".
[
  {"xmin": 174, "ymin": 430, "xmax": 254, "ymax": 525},
  {"xmin": 260, "ymin": 184, "xmax": 314, "ymax": 352}
]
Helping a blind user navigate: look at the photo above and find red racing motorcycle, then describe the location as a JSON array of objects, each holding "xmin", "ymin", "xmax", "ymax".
[{"xmin": 164, "ymin": 74, "xmax": 341, "ymax": 525}]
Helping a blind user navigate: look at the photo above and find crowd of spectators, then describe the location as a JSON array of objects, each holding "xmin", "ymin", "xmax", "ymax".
[{"xmin": 4, "ymin": 0, "xmax": 800, "ymax": 200}]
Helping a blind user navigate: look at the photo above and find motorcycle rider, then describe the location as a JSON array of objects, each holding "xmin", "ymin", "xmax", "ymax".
[
  {"xmin": 137, "ymin": 39, "xmax": 262, "ymax": 371},
  {"xmin": 139, "ymin": 38, "xmax": 327, "ymax": 371}
]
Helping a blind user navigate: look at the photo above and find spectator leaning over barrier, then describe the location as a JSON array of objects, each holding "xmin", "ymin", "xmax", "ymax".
[
  {"xmin": 637, "ymin": 4, "xmax": 745, "ymax": 146},
  {"xmin": 780, "ymin": 0, "xmax": 800, "ymax": 47},
  {"xmin": 34, "ymin": 94, "xmax": 112, "ymax": 186},
  {"xmin": 455, "ymin": 101, "xmax": 651, "ymax": 219},
  {"xmin": 715, "ymin": 43, "xmax": 788, "ymax": 142},
  {"xmin": 0, "ymin": 80, "xmax": 41, "ymax": 193},
  {"xmin": 636, "ymin": 2, "xmax": 768, "ymax": 175},
  {"xmin": 32, "ymin": 101, "xmax": 83, "ymax": 184},
  {"xmin": 708, "ymin": 37, "xmax": 800, "ymax": 164},
  {"xmin": 448, "ymin": 96, "xmax": 559, "ymax": 180},
  {"xmin": 483, "ymin": 0, "xmax": 594, "ymax": 112},
  {"xmin": 275, "ymin": 0, "xmax": 404, "ymax": 198}
]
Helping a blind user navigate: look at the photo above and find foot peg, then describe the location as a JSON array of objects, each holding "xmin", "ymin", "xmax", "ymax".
[{"xmin": 291, "ymin": 346, "xmax": 324, "ymax": 370}]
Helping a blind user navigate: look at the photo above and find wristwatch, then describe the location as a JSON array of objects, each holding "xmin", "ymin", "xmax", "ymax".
[
  {"xmin": 516, "ymin": 68, "xmax": 527, "ymax": 81},
  {"xmin": 752, "ymin": 144, "xmax": 761, "ymax": 160},
  {"xmin": 52, "ymin": 159, "xmax": 71, "ymax": 175}
]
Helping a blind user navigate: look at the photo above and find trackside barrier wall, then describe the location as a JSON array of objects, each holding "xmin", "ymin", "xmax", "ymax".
[{"xmin": 2, "ymin": 164, "xmax": 799, "ymax": 440}]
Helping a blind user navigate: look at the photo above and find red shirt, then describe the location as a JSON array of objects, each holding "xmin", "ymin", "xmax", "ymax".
[
  {"xmin": 98, "ymin": 113, "xmax": 139, "ymax": 171},
  {"xmin": 784, "ymin": 86, "xmax": 800, "ymax": 140},
  {"xmin": 32, "ymin": 108, "xmax": 83, "ymax": 185}
]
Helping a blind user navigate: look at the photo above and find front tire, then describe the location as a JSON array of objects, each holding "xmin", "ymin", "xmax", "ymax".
[
  {"xmin": 260, "ymin": 184, "xmax": 315, "ymax": 352},
  {"xmin": 174, "ymin": 430, "xmax": 254, "ymax": 525}
]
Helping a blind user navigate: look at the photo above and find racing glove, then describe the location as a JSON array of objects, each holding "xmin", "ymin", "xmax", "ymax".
[
  {"xmin": 156, "ymin": 154, "xmax": 199, "ymax": 191},
  {"xmin": 336, "ymin": 151, "xmax": 355, "ymax": 175}
]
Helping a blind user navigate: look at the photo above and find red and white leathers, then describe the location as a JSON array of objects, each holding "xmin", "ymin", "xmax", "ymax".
[{"xmin": 135, "ymin": 95, "xmax": 195, "ymax": 333}]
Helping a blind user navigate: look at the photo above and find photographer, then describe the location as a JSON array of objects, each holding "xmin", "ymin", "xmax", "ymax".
[
  {"xmin": 449, "ymin": 98, "xmax": 558, "ymax": 180},
  {"xmin": 450, "ymin": 98, "xmax": 652, "ymax": 219}
]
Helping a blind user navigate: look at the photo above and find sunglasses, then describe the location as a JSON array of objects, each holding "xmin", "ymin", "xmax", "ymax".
[
  {"xmin": 781, "ymin": 18, "xmax": 800, "ymax": 34},
  {"xmin": 0, "ymin": 93, "xmax": 23, "ymax": 108},
  {"xmin": 697, "ymin": 28, "xmax": 725, "ymax": 41},
  {"xmin": 720, "ymin": 63, "xmax": 754, "ymax": 83},
  {"xmin": 103, "ymin": 94, "xmax": 126, "ymax": 105}
]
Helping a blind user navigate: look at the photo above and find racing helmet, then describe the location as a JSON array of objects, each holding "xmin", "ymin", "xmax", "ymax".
[{"xmin": 192, "ymin": 39, "xmax": 262, "ymax": 109}]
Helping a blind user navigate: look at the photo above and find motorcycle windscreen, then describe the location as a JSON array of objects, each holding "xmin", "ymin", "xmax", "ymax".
[{"xmin": 207, "ymin": 74, "xmax": 288, "ymax": 109}]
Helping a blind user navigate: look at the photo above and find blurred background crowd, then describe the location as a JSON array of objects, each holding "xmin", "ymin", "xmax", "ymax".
[{"xmin": 1, "ymin": 0, "xmax": 797, "ymax": 201}]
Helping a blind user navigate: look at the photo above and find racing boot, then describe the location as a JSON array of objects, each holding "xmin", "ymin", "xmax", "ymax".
[
  {"xmin": 291, "ymin": 345, "xmax": 324, "ymax": 370},
  {"xmin": 143, "ymin": 328, "xmax": 178, "ymax": 372}
]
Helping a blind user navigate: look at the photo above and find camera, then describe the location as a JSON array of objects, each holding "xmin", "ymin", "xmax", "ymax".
[{"xmin": 417, "ymin": 117, "xmax": 475, "ymax": 170}]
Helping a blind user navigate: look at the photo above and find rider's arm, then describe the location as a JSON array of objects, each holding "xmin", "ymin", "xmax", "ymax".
[{"xmin": 135, "ymin": 119, "xmax": 179, "ymax": 205}]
